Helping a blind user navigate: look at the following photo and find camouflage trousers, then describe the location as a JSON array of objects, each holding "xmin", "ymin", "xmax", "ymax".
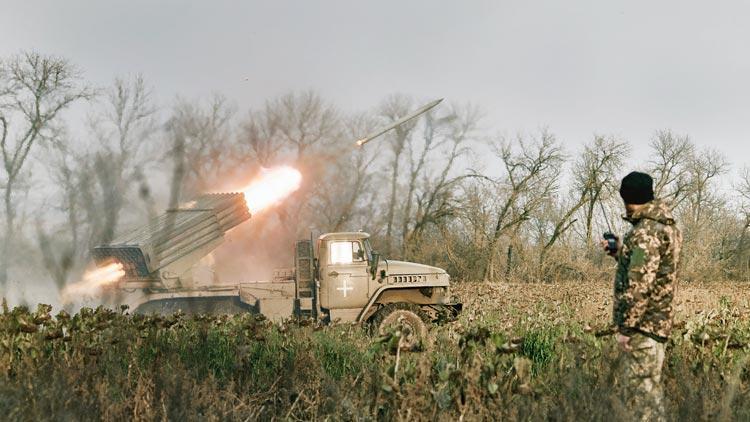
[{"xmin": 620, "ymin": 333, "xmax": 666, "ymax": 422}]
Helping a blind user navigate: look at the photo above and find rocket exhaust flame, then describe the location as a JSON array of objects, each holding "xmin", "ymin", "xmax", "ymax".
[
  {"xmin": 61, "ymin": 262, "xmax": 126, "ymax": 304},
  {"xmin": 241, "ymin": 166, "xmax": 302, "ymax": 213}
]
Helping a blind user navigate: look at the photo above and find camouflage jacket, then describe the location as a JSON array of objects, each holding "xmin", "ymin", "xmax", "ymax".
[{"xmin": 613, "ymin": 199, "xmax": 682, "ymax": 340}]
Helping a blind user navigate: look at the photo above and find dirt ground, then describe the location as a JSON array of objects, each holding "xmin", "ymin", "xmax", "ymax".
[{"xmin": 453, "ymin": 280, "xmax": 750, "ymax": 328}]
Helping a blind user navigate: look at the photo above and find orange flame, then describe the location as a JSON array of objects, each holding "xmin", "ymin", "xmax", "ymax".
[
  {"xmin": 241, "ymin": 166, "xmax": 302, "ymax": 213},
  {"xmin": 61, "ymin": 262, "xmax": 126, "ymax": 304}
]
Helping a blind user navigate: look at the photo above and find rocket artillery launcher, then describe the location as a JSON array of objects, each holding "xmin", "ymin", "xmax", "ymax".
[
  {"xmin": 92, "ymin": 191, "xmax": 461, "ymax": 349},
  {"xmin": 92, "ymin": 193, "xmax": 251, "ymax": 290}
]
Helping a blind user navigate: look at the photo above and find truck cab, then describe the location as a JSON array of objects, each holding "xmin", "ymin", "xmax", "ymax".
[
  {"xmin": 317, "ymin": 233, "xmax": 372, "ymax": 317},
  {"xmin": 315, "ymin": 232, "xmax": 458, "ymax": 324}
]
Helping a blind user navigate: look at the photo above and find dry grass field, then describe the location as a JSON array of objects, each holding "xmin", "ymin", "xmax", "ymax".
[{"xmin": 455, "ymin": 281, "xmax": 750, "ymax": 327}]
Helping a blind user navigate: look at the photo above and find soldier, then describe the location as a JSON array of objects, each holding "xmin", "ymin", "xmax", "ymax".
[{"xmin": 603, "ymin": 171, "xmax": 682, "ymax": 422}]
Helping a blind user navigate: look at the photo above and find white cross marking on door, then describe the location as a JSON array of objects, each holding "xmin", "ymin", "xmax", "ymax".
[{"xmin": 336, "ymin": 278, "xmax": 354, "ymax": 297}]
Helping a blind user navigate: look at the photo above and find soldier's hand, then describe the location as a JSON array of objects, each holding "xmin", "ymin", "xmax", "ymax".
[
  {"xmin": 616, "ymin": 333, "xmax": 632, "ymax": 352},
  {"xmin": 600, "ymin": 240, "xmax": 619, "ymax": 257}
]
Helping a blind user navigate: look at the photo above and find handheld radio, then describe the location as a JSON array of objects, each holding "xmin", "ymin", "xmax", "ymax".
[{"xmin": 599, "ymin": 202, "xmax": 618, "ymax": 254}]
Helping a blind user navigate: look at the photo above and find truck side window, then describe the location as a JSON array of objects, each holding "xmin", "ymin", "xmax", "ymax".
[
  {"xmin": 352, "ymin": 242, "xmax": 364, "ymax": 261},
  {"xmin": 330, "ymin": 241, "xmax": 365, "ymax": 264}
]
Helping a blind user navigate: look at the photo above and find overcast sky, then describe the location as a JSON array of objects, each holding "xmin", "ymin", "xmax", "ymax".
[{"xmin": 2, "ymin": 0, "xmax": 749, "ymax": 175}]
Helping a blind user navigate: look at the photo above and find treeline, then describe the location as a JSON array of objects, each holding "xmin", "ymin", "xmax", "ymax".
[{"xmin": 1, "ymin": 51, "xmax": 748, "ymax": 299}]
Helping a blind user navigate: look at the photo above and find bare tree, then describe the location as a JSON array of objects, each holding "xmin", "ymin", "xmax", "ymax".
[
  {"xmin": 649, "ymin": 130, "xmax": 694, "ymax": 206},
  {"xmin": 238, "ymin": 108, "xmax": 282, "ymax": 166},
  {"xmin": 165, "ymin": 95, "xmax": 235, "ymax": 197},
  {"xmin": 400, "ymin": 110, "xmax": 451, "ymax": 243},
  {"xmin": 576, "ymin": 136, "xmax": 629, "ymax": 246},
  {"xmin": 376, "ymin": 95, "xmax": 419, "ymax": 256},
  {"xmin": 268, "ymin": 90, "xmax": 339, "ymax": 160},
  {"xmin": 533, "ymin": 137, "xmax": 626, "ymax": 276},
  {"xmin": 401, "ymin": 103, "xmax": 481, "ymax": 256},
  {"xmin": 36, "ymin": 137, "xmax": 82, "ymax": 290},
  {"xmin": 683, "ymin": 148, "xmax": 729, "ymax": 226},
  {"xmin": 480, "ymin": 130, "xmax": 563, "ymax": 282},
  {"xmin": 314, "ymin": 149, "xmax": 377, "ymax": 232},
  {"xmin": 239, "ymin": 91, "xmax": 340, "ymax": 168},
  {"xmin": 447, "ymin": 181, "xmax": 498, "ymax": 279},
  {"xmin": 0, "ymin": 52, "xmax": 90, "ymax": 286},
  {"xmin": 310, "ymin": 113, "xmax": 378, "ymax": 232},
  {"xmin": 77, "ymin": 75, "xmax": 157, "ymax": 246},
  {"xmin": 647, "ymin": 133, "xmax": 732, "ymax": 280}
]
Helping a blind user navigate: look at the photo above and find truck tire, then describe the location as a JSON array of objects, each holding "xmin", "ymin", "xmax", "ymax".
[{"xmin": 371, "ymin": 303, "xmax": 429, "ymax": 351}]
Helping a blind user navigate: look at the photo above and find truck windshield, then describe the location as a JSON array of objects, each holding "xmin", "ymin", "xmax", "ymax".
[{"xmin": 330, "ymin": 241, "xmax": 365, "ymax": 264}]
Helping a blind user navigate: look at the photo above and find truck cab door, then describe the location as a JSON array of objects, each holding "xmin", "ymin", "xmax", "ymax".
[{"xmin": 321, "ymin": 240, "xmax": 369, "ymax": 309}]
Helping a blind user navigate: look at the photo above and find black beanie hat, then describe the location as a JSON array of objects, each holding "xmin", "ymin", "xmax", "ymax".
[{"xmin": 619, "ymin": 171, "xmax": 654, "ymax": 205}]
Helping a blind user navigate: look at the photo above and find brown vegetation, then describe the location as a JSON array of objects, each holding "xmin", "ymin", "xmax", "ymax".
[{"xmin": 3, "ymin": 281, "xmax": 750, "ymax": 420}]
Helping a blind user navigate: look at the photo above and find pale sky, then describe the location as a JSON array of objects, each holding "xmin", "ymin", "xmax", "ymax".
[{"xmin": 2, "ymin": 0, "xmax": 749, "ymax": 173}]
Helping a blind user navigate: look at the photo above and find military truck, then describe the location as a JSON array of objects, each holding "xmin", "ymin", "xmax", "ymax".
[{"xmin": 92, "ymin": 192, "xmax": 461, "ymax": 346}]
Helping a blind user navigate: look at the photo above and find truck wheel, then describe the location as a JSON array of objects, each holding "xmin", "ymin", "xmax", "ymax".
[{"xmin": 372, "ymin": 303, "xmax": 429, "ymax": 351}]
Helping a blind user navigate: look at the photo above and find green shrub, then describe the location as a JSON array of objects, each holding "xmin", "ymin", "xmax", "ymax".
[
  {"xmin": 519, "ymin": 327, "xmax": 557, "ymax": 374},
  {"xmin": 313, "ymin": 328, "xmax": 369, "ymax": 380}
]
